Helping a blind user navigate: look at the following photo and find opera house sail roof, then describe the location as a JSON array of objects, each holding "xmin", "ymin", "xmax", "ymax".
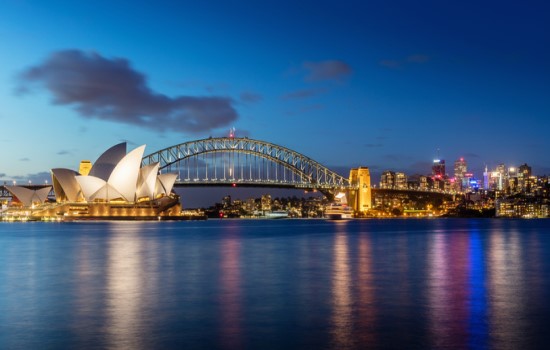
[
  {"xmin": 51, "ymin": 142, "xmax": 177, "ymax": 204},
  {"xmin": 3, "ymin": 142, "xmax": 182, "ymax": 220}
]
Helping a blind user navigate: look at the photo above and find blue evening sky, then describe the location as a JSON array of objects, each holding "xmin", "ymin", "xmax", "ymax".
[{"xmin": 1, "ymin": 0, "xmax": 549, "ymax": 188}]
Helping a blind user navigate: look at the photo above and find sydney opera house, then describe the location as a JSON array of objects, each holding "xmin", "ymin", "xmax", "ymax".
[{"xmin": 3, "ymin": 143, "xmax": 182, "ymax": 220}]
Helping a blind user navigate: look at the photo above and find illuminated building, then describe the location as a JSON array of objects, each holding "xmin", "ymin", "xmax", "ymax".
[
  {"xmin": 380, "ymin": 171, "xmax": 407, "ymax": 190},
  {"xmin": 380, "ymin": 171, "xmax": 395, "ymax": 189},
  {"xmin": 496, "ymin": 198, "xmax": 549, "ymax": 218},
  {"xmin": 79, "ymin": 160, "xmax": 92, "ymax": 175},
  {"xmin": 3, "ymin": 186, "xmax": 51, "ymax": 207},
  {"xmin": 432, "ymin": 159, "xmax": 445, "ymax": 179},
  {"xmin": 518, "ymin": 163, "xmax": 532, "ymax": 192},
  {"xmin": 349, "ymin": 167, "xmax": 371, "ymax": 214},
  {"xmin": 4, "ymin": 142, "xmax": 181, "ymax": 220},
  {"xmin": 454, "ymin": 158, "xmax": 467, "ymax": 190},
  {"xmin": 261, "ymin": 194, "xmax": 272, "ymax": 211}
]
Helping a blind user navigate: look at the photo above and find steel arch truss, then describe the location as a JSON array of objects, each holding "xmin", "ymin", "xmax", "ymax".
[{"xmin": 142, "ymin": 137, "xmax": 351, "ymax": 190}]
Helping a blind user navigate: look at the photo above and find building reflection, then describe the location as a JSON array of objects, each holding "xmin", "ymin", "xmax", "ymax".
[
  {"xmin": 105, "ymin": 224, "xmax": 148, "ymax": 350},
  {"xmin": 487, "ymin": 229, "xmax": 525, "ymax": 349},
  {"xmin": 356, "ymin": 231, "xmax": 376, "ymax": 345},
  {"xmin": 219, "ymin": 230, "xmax": 242, "ymax": 349},
  {"xmin": 468, "ymin": 229, "xmax": 488, "ymax": 348},
  {"xmin": 331, "ymin": 222, "xmax": 352, "ymax": 349},
  {"xmin": 428, "ymin": 232, "xmax": 469, "ymax": 349}
]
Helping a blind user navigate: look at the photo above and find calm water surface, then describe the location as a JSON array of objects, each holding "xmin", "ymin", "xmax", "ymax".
[{"xmin": 1, "ymin": 219, "xmax": 550, "ymax": 349}]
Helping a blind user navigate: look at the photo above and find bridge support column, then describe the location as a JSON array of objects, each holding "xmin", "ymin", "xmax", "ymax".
[{"xmin": 348, "ymin": 167, "xmax": 371, "ymax": 216}]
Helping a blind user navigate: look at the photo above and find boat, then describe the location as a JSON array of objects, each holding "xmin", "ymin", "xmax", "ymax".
[
  {"xmin": 324, "ymin": 203, "xmax": 354, "ymax": 220},
  {"xmin": 265, "ymin": 210, "xmax": 289, "ymax": 219}
]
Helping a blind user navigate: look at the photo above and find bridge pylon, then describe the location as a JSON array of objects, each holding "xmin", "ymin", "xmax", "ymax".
[{"xmin": 347, "ymin": 167, "xmax": 372, "ymax": 215}]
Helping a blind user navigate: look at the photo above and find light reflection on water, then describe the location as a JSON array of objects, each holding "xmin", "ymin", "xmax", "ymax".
[
  {"xmin": 331, "ymin": 225, "xmax": 352, "ymax": 349},
  {"xmin": 1, "ymin": 219, "xmax": 550, "ymax": 349}
]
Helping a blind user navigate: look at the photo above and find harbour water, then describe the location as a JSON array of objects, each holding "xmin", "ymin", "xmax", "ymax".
[{"xmin": 1, "ymin": 219, "xmax": 550, "ymax": 349}]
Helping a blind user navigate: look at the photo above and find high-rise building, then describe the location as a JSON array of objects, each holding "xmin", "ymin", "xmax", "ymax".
[
  {"xmin": 483, "ymin": 165, "xmax": 489, "ymax": 190},
  {"xmin": 454, "ymin": 157, "xmax": 467, "ymax": 191},
  {"xmin": 518, "ymin": 163, "xmax": 532, "ymax": 192},
  {"xmin": 454, "ymin": 158, "xmax": 467, "ymax": 178},
  {"xmin": 432, "ymin": 159, "xmax": 445, "ymax": 178}
]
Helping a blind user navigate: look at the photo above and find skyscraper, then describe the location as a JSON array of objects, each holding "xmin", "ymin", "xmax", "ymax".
[
  {"xmin": 432, "ymin": 159, "xmax": 445, "ymax": 178},
  {"xmin": 454, "ymin": 157, "xmax": 467, "ymax": 190}
]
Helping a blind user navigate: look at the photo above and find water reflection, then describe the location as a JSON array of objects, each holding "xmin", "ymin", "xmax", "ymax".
[
  {"xmin": 1, "ymin": 220, "xmax": 549, "ymax": 349},
  {"xmin": 331, "ymin": 223, "xmax": 352, "ymax": 349},
  {"xmin": 487, "ymin": 228, "xmax": 526, "ymax": 349},
  {"xmin": 356, "ymin": 230, "xmax": 376, "ymax": 345},
  {"xmin": 106, "ymin": 224, "xmax": 148, "ymax": 350},
  {"xmin": 219, "ymin": 230, "xmax": 242, "ymax": 349},
  {"xmin": 428, "ymin": 231, "xmax": 469, "ymax": 349},
  {"xmin": 468, "ymin": 230, "xmax": 488, "ymax": 349}
]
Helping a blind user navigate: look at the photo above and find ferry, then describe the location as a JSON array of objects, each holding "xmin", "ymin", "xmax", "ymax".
[{"xmin": 324, "ymin": 203, "xmax": 354, "ymax": 220}]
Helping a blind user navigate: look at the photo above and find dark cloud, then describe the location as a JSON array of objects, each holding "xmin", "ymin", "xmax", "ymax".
[
  {"xmin": 240, "ymin": 91, "xmax": 262, "ymax": 103},
  {"xmin": 282, "ymin": 87, "xmax": 327, "ymax": 100},
  {"xmin": 57, "ymin": 150, "xmax": 72, "ymax": 155},
  {"xmin": 303, "ymin": 60, "xmax": 352, "ymax": 82},
  {"xmin": 16, "ymin": 50, "xmax": 238, "ymax": 134},
  {"xmin": 19, "ymin": 157, "xmax": 30, "ymax": 162},
  {"xmin": 464, "ymin": 152, "xmax": 480, "ymax": 158},
  {"xmin": 0, "ymin": 173, "xmax": 6, "ymax": 178}
]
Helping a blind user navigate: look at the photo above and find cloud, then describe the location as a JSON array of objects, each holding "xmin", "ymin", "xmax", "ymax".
[
  {"xmin": 19, "ymin": 157, "xmax": 30, "ymax": 162},
  {"xmin": 282, "ymin": 87, "xmax": 327, "ymax": 100},
  {"xmin": 463, "ymin": 152, "xmax": 480, "ymax": 158},
  {"xmin": 0, "ymin": 173, "xmax": 6, "ymax": 178},
  {"xmin": 16, "ymin": 49, "xmax": 238, "ymax": 134},
  {"xmin": 240, "ymin": 91, "xmax": 262, "ymax": 103},
  {"xmin": 303, "ymin": 60, "xmax": 352, "ymax": 82},
  {"xmin": 57, "ymin": 150, "xmax": 72, "ymax": 155}
]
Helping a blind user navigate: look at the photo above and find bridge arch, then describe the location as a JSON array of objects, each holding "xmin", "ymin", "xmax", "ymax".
[{"xmin": 142, "ymin": 137, "xmax": 350, "ymax": 191}]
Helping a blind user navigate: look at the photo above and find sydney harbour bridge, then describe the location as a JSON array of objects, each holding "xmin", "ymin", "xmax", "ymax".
[
  {"xmin": 2, "ymin": 136, "xmax": 451, "ymax": 211},
  {"xmin": 141, "ymin": 137, "xmax": 352, "ymax": 193}
]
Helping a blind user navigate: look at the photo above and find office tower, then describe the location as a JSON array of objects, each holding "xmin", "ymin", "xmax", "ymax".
[{"xmin": 432, "ymin": 159, "xmax": 445, "ymax": 178}]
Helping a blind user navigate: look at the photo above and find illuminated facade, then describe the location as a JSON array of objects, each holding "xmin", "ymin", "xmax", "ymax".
[
  {"xmin": 349, "ymin": 167, "xmax": 371, "ymax": 214},
  {"xmin": 432, "ymin": 159, "xmax": 445, "ymax": 178},
  {"xmin": 4, "ymin": 142, "xmax": 181, "ymax": 220}
]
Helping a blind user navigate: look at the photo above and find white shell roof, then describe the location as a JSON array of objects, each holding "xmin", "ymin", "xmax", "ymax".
[{"xmin": 88, "ymin": 142, "xmax": 127, "ymax": 181}]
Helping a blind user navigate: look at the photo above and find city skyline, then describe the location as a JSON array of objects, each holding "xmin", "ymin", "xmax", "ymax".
[{"xmin": 1, "ymin": 1, "xmax": 549, "ymax": 186}]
